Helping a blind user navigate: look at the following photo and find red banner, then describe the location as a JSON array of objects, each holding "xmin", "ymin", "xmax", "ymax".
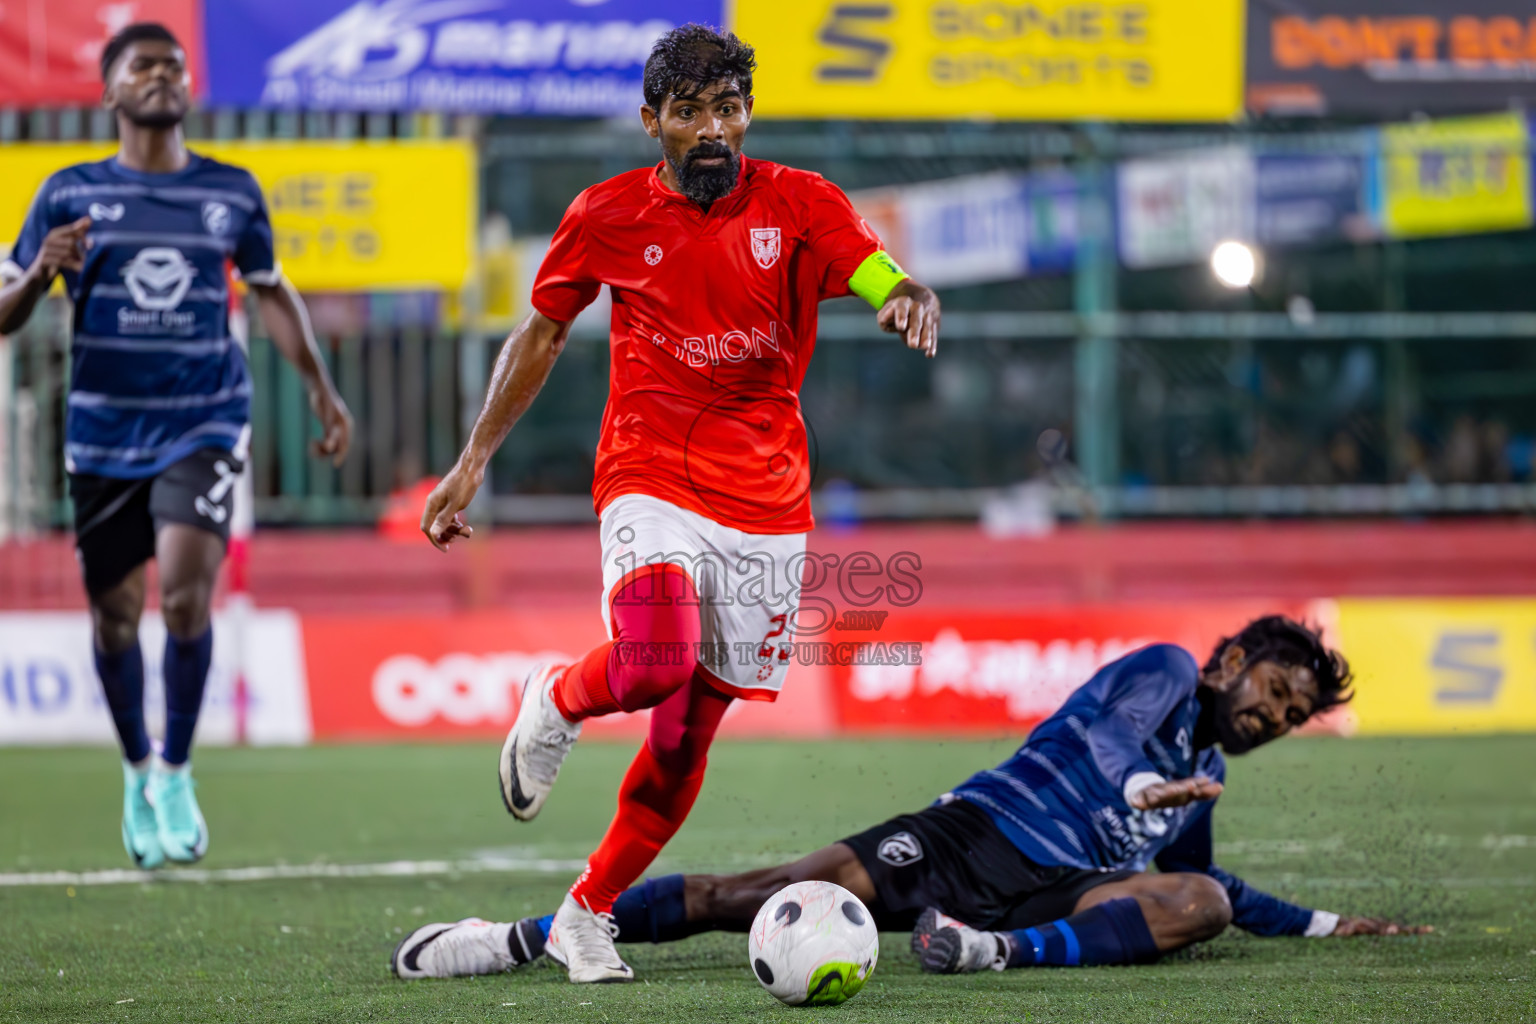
[
  {"xmin": 0, "ymin": 1, "xmax": 203, "ymax": 107},
  {"xmin": 301, "ymin": 611, "xmax": 836, "ymax": 742},
  {"xmin": 826, "ymin": 602, "xmax": 1317, "ymax": 734}
]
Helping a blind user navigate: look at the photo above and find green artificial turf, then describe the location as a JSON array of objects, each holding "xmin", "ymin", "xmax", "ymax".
[{"xmin": 1, "ymin": 736, "xmax": 1531, "ymax": 1022}]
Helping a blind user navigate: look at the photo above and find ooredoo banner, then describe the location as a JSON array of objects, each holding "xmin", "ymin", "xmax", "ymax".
[
  {"xmin": 205, "ymin": 0, "xmax": 722, "ymax": 113},
  {"xmin": 0, "ymin": 0, "xmax": 203, "ymax": 107},
  {"xmin": 826, "ymin": 602, "xmax": 1314, "ymax": 734},
  {"xmin": 1247, "ymin": 0, "xmax": 1536, "ymax": 117},
  {"xmin": 300, "ymin": 612, "xmax": 836, "ymax": 742}
]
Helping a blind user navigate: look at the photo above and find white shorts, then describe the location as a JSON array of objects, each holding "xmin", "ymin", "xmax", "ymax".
[{"xmin": 599, "ymin": 493, "xmax": 807, "ymax": 701}]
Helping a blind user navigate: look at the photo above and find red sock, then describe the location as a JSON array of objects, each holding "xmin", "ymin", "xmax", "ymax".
[
  {"xmin": 569, "ymin": 672, "xmax": 731, "ymax": 914},
  {"xmin": 554, "ymin": 563, "xmax": 699, "ymax": 722},
  {"xmin": 568, "ymin": 743, "xmax": 706, "ymax": 914},
  {"xmin": 551, "ymin": 643, "xmax": 622, "ymax": 721}
]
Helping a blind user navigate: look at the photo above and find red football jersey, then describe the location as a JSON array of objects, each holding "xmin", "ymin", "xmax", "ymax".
[{"xmin": 531, "ymin": 157, "xmax": 882, "ymax": 534}]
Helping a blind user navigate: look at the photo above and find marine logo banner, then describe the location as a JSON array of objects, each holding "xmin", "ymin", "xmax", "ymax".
[
  {"xmin": 735, "ymin": 0, "xmax": 1244, "ymax": 121},
  {"xmin": 206, "ymin": 0, "xmax": 722, "ymax": 114}
]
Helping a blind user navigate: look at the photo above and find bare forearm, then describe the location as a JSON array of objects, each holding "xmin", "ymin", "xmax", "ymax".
[
  {"xmin": 456, "ymin": 313, "xmax": 570, "ymax": 474},
  {"xmin": 0, "ymin": 271, "xmax": 49, "ymax": 335},
  {"xmin": 253, "ymin": 278, "xmax": 336, "ymax": 394}
]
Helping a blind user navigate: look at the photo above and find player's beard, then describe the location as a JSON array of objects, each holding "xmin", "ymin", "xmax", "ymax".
[
  {"xmin": 672, "ymin": 142, "xmax": 740, "ymax": 207},
  {"xmin": 118, "ymin": 91, "xmax": 187, "ymax": 130}
]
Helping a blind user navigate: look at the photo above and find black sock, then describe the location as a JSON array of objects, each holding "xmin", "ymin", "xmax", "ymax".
[
  {"xmin": 95, "ymin": 644, "xmax": 150, "ymax": 763},
  {"xmin": 162, "ymin": 627, "xmax": 212, "ymax": 765}
]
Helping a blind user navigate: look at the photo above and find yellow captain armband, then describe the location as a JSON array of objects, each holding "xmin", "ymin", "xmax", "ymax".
[{"xmin": 849, "ymin": 250, "xmax": 910, "ymax": 308}]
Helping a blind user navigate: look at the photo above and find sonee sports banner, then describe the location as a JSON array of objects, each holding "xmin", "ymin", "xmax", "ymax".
[{"xmin": 735, "ymin": 0, "xmax": 1244, "ymax": 122}]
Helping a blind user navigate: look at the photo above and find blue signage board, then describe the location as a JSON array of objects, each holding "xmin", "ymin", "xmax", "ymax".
[
  {"xmin": 1255, "ymin": 154, "xmax": 1368, "ymax": 247},
  {"xmin": 206, "ymin": 0, "xmax": 725, "ymax": 114}
]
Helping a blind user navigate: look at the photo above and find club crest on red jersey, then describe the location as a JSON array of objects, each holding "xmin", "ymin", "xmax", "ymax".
[{"xmin": 750, "ymin": 228, "xmax": 781, "ymax": 270}]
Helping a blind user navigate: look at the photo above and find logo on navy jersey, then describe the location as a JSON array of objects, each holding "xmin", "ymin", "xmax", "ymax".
[
  {"xmin": 644, "ymin": 244, "xmax": 663, "ymax": 266},
  {"xmin": 88, "ymin": 202, "xmax": 125, "ymax": 222},
  {"xmin": 750, "ymin": 228, "xmax": 781, "ymax": 270},
  {"xmin": 121, "ymin": 248, "xmax": 197, "ymax": 311},
  {"xmin": 877, "ymin": 831, "xmax": 923, "ymax": 866},
  {"xmin": 202, "ymin": 201, "xmax": 232, "ymax": 236}
]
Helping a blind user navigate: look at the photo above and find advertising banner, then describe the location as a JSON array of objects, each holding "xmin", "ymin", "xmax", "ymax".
[
  {"xmin": 1247, "ymin": 1, "xmax": 1536, "ymax": 117},
  {"xmin": 1117, "ymin": 147, "xmax": 1255, "ymax": 268},
  {"xmin": 1335, "ymin": 598, "xmax": 1536, "ymax": 735},
  {"xmin": 852, "ymin": 174, "xmax": 1031, "ymax": 288},
  {"xmin": 1376, "ymin": 112, "xmax": 1532, "ymax": 239},
  {"xmin": 0, "ymin": 0, "xmax": 203, "ymax": 107},
  {"xmin": 301, "ymin": 612, "xmax": 835, "ymax": 742},
  {"xmin": 735, "ymin": 0, "xmax": 1244, "ymax": 121},
  {"xmin": 847, "ymin": 170, "xmax": 1082, "ymax": 287},
  {"xmin": 1255, "ymin": 153, "xmax": 1371, "ymax": 247},
  {"xmin": 0, "ymin": 610, "xmax": 310, "ymax": 746},
  {"xmin": 0, "ymin": 142, "xmax": 475, "ymax": 292},
  {"xmin": 205, "ymin": 0, "xmax": 720, "ymax": 113},
  {"xmin": 827, "ymin": 602, "xmax": 1312, "ymax": 734}
]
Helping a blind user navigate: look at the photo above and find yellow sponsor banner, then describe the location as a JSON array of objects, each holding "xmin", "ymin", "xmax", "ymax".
[
  {"xmin": 733, "ymin": 0, "xmax": 1244, "ymax": 121},
  {"xmin": 0, "ymin": 141, "xmax": 475, "ymax": 292},
  {"xmin": 1336, "ymin": 598, "xmax": 1536, "ymax": 735},
  {"xmin": 1381, "ymin": 112, "xmax": 1532, "ymax": 239}
]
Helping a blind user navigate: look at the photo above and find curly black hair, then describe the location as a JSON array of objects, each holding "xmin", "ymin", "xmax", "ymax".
[
  {"xmin": 1203, "ymin": 615, "xmax": 1354, "ymax": 715},
  {"xmin": 642, "ymin": 24, "xmax": 757, "ymax": 112},
  {"xmin": 101, "ymin": 22, "xmax": 180, "ymax": 81}
]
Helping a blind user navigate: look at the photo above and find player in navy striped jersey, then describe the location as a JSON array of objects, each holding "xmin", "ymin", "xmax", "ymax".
[
  {"xmin": 392, "ymin": 616, "xmax": 1427, "ymax": 981},
  {"xmin": 0, "ymin": 23, "xmax": 352, "ymax": 870}
]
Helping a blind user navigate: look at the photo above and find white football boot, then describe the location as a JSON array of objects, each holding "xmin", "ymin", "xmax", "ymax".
[
  {"xmin": 544, "ymin": 893, "xmax": 634, "ymax": 983},
  {"xmin": 911, "ymin": 907, "xmax": 1008, "ymax": 974},
  {"xmin": 391, "ymin": 917, "xmax": 546, "ymax": 979},
  {"xmin": 499, "ymin": 662, "xmax": 580, "ymax": 821}
]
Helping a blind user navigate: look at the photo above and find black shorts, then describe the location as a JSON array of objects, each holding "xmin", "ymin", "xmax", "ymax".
[
  {"xmin": 68, "ymin": 448, "xmax": 243, "ymax": 595},
  {"xmin": 839, "ymin": 798, "xmax": 1135, "ymax": 932}
]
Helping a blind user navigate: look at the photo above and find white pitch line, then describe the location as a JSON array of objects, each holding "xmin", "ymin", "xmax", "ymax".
[{"xmin": 0, "ymin": 856, "xmax": 589, "ymax": 889}]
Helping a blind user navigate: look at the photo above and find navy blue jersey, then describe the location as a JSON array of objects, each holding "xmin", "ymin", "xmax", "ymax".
[
  {"xmin": 2, "ymin": 154, "xmax": 277, "ymax": 478},
  {"xmin": 949, "ymin": 644, "xmax": 1318, "ymax": 936}
]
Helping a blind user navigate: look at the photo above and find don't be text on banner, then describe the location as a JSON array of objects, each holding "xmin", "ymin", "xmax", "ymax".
[
  {"xmin": 205, "ymin": 0, "xmax": 723, "ymax": 114},
  {"xmin": 0, "ymin": 142, "xmax": 475, "ymax": 292},
  {"xmin": 1248, "ymin": 0, "xmax": 1536, "ymax": 117}
]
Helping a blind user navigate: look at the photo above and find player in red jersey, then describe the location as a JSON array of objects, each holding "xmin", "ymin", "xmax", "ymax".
[{"xmin": 421, "ymin": 25, "xmax": 940, "ymax": 983}]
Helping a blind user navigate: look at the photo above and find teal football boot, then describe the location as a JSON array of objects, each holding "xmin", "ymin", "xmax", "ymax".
[
  {"xmin": 122, "ymin": 760, "xmax": 164, "ymax": 870},
  {"xmin": 148, "ymin": 760, "xmax": 208, "ymax": 863}
]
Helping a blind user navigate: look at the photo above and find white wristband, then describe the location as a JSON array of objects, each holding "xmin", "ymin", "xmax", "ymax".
[
  {"xmin": 1305, "ymin": 910, "xmax": 1340, "ymax": 937},
  {"xmin": 1123, "ymin": 772, "xmax": 1166, "ymax": 806}
]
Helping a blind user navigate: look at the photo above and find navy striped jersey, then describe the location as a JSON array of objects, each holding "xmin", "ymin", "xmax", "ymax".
[
  {"xmin": 3, "ymin": 154, "xmax": 277, "ymax": 478},
  {"xmin": 949, "ymin": 644, "xmax": 1317, "ymax": 936}
]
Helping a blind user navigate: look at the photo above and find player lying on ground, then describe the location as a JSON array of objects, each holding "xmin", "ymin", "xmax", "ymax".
[
  {"xmin": 393, "ymin": 616, "xmax": 1428, "ymax": 980},
  {"xmin": 419, "ymin": 24, "xmax": 938, "ymax": 983},
  {"xmin": 0, "ymin": 23, "xmax": 351, "ymax": 870}
]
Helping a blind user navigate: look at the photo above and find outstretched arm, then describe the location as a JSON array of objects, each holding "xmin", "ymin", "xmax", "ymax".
[
  {"xmin": 1154, "ymin": 802, "xmax": 1430, "ymax": 937},
  {"xmin": 250, "ymin": 278, "xmax": 353, "ymax": 466},
  {"xmin": 420, "ymin": 310, "xmax": 573, "ymax": 551}
]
